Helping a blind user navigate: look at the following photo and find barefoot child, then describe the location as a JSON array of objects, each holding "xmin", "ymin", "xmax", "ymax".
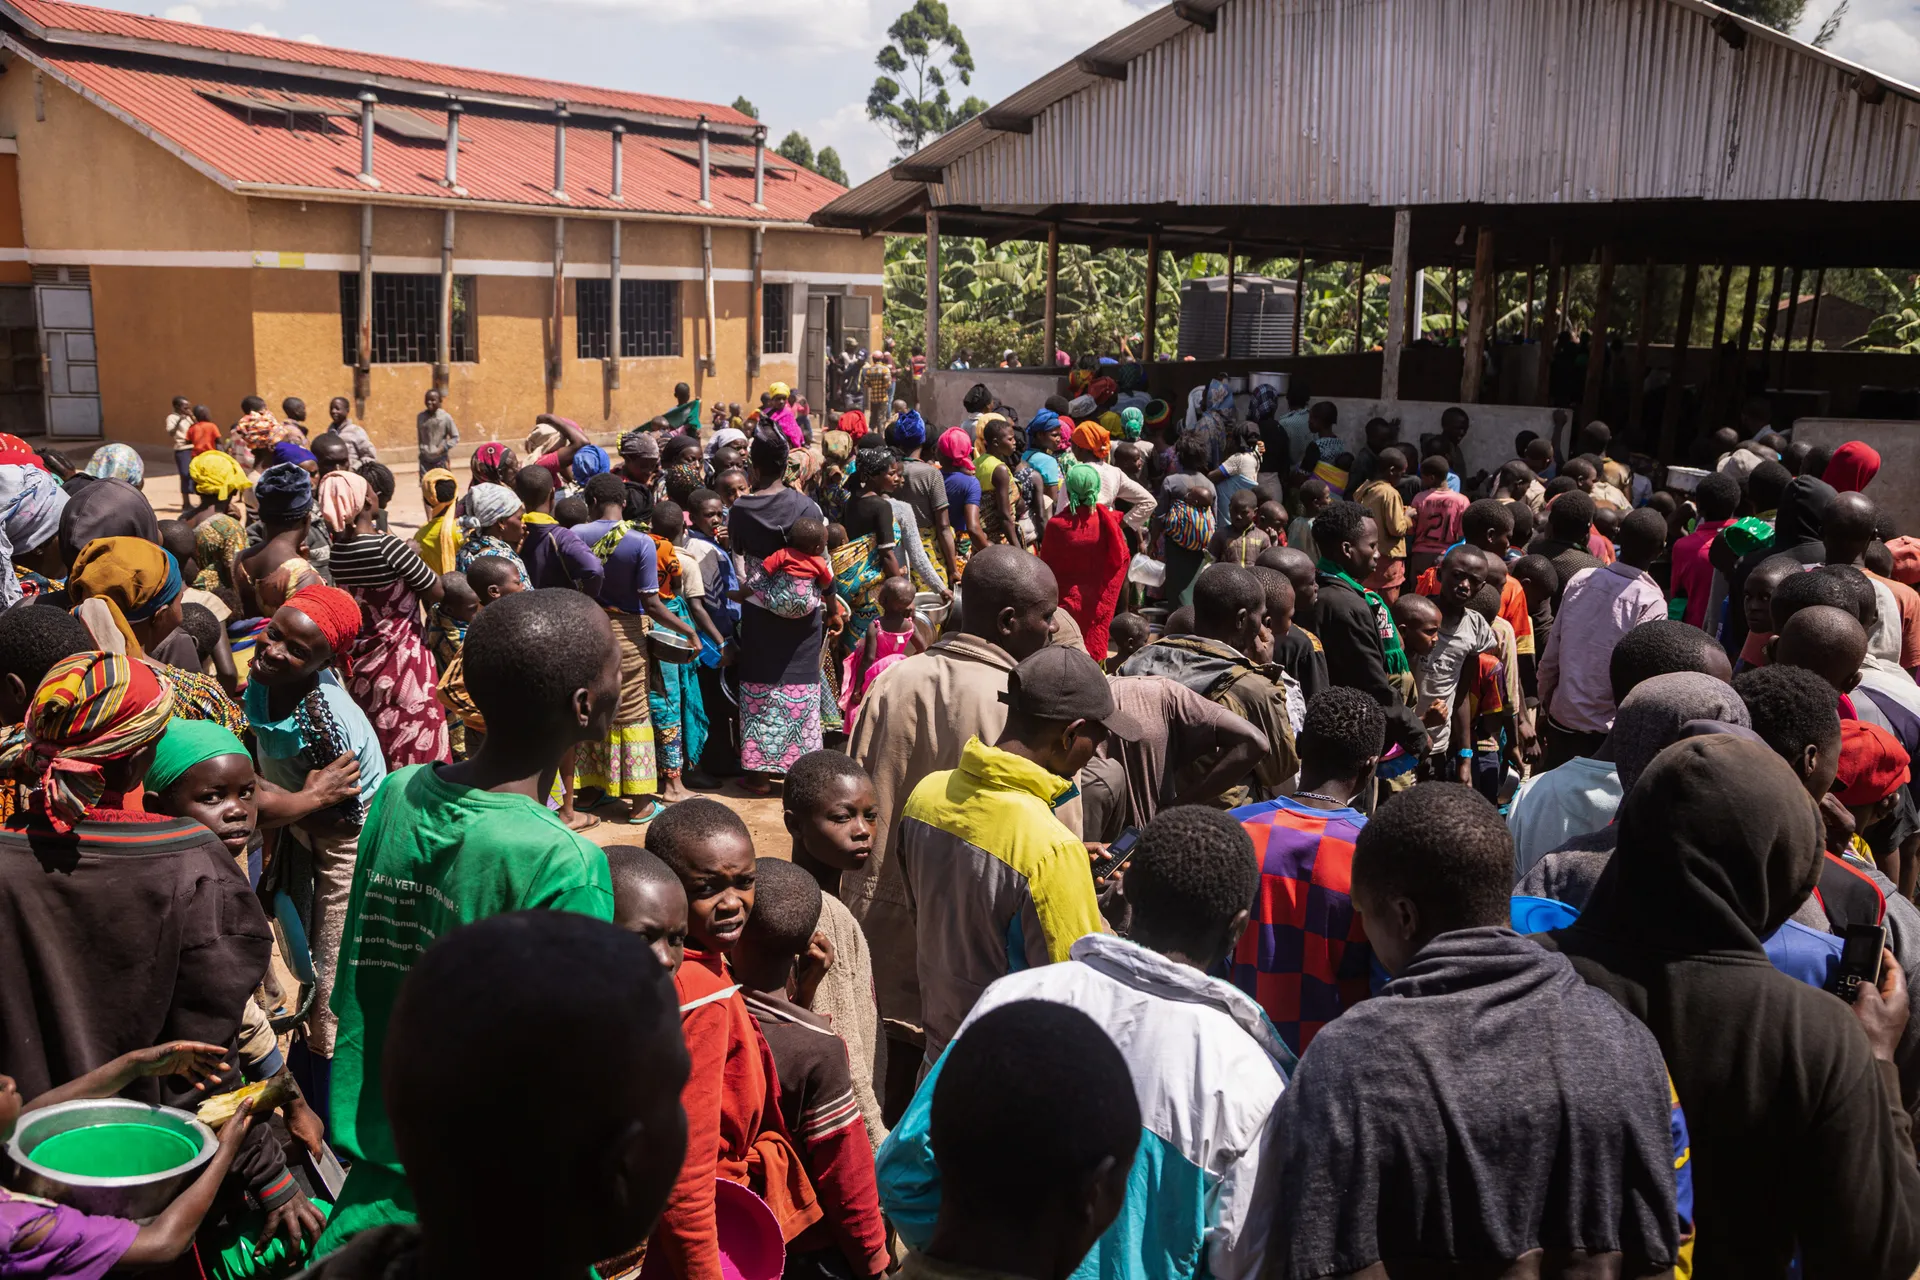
[
  {"xmin": 732, "ymin": 859, "xmax": 890, "ymax": 1280},
  {"xmin": 783, "ymin": 749, "xmax": 888, "ymax": 1147},
  {"xmin": 646, "ymin": 800, "xmax": 822, "ymax": 1274}
]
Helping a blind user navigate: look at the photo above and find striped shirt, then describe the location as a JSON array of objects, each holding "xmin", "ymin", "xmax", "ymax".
[{"xmin": 327, "ymin": 532, "xmax": 438, "ymax": 594}]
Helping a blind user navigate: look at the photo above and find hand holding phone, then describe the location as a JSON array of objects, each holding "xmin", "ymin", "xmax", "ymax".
[{"xmin": 1091, "ymin": 827, "xmax": 1141, "ymax": 881}]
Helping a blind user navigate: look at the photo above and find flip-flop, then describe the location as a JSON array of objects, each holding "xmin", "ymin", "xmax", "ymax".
[
  {"xmin": 623, "ymin": 799, "xmax": 664, "ymax": 824},
  {"xmin": 736, "ymin": 778, "xmax": 775, "ymax": 797},
  {"xmin": 565, "ymin": 812, "xmax": 603, "ymax": 833}
]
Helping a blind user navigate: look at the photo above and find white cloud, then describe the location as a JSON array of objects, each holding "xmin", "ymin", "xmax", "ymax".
[
  {"xmin": 1792, "ymin": 0, "xmax": 1920, "ymax": 83},
  {"xmin": 161, "ymin": 3, "xmax": 202, "ymax": 19},
  {"xmin": 297, "ymin": 31, "xmax": 322, "ymax": 40},
  {"xmin": 803, "ymin": 100, "xmax": 897, "ymax": 186},
  {"xmin": 243, "ymin": 19, "xmax": 281, "ymax": 34}
]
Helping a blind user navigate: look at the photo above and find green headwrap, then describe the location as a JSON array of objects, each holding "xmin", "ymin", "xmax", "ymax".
[
  {"xmin": 1119, "ymin": 407, "xmax": 1144, "ymax": 441},
  {"xmin": 1065, "ymin": 462, "xmax": 1103, "ymax": 512},
  {"xmin": 147, "ymin": 718, "xmax": 250, "ymax": 795}
]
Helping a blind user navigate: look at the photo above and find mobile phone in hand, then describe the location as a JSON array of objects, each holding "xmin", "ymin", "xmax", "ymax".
[
  {"xmin": 1836, "ymin": 923, "xmax": 1887, "ymax": 1004},
  {"xmin": 1093, "ymin": 827, "xmax": 1142, "ymax": 880}
]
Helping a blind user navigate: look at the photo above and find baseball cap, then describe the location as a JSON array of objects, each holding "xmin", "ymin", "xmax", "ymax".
[{"xmin": 999, "ymin": 646, "xmax": 1145, "ymax": 741}]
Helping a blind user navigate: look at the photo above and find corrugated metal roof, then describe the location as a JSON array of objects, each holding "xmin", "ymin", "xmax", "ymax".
[
  {"xmin": 0, "ymin": 0, "xmax": 760, "ymax": 134},
  {"xmin": 23, "ymin": 46, "xmax": 846, "ymax": 223},
  {"xmin": 819, "ymin": 0, "xmax": 1920, "ymax": 230}
]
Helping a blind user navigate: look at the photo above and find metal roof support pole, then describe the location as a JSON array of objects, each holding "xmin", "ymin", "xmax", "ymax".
[
  {"xmin": 1353, "ymin": 257, "xmax": 1368, "ymax": 357},
  {"xmin": 1711, "ymin": 265, "xmax": 1733, "ymax": 349},
  {"xmin": 925, "ymin": 209, "xmax": 941, "ymax": 370},
  {"xmin": 1735, "ymin": 266, "xmax": 1760, "ymax": 368},
  {"xmin": 1411, "ymin": 268, "xmax": 1424, "ymax": 345},
  {"xmin": 1043, "ymin": 224, "xmax": 1059, "ymax": 366},
  {"xmin": 702, "ymin": 226, "xmax": 717, "ymax": 376},
  {"xmin": 1448, "ymin": 263, "xmax": 1458, "ymax": 341},
  {"xmin": 1778, "ymin": 267, "xmax": 1803, "ymax": 388},
  {"xmin": 1578, "ymin": 244, "xmax": 1617, "ymax": 429},
  {"xmin": 1803, "ymin": 269, "xmax": 1826, "ymax": 353},
  {"xmin": 1705, "ymin": 265, "xmax": 1735, "ymax": 431},
  {"xmin": 1522, "ymin": 268, "xmax": 1535, "ymax": 344},
  {"xmin": 611, "ymin": 125, "xmax": 625, "ymax": 201},
  {"xmin": 1759, "ymin": 266, "xmax": 1784, "ymax": 358},
  {"xmin": 1222, "ymin": 242, "xmax": 1237, "ymax": 360},
  {"xmin": 607, "ymin": 219, "xmax": 622, "ymax": 389},
  {"xmin": 1291, "ymin": 256, "xmax": 1306, "ymax": 357},
  {"xmin": 442, "ymin": 102, "xmax": 462, "ymax": 191},
  {"xmin": 1382, "ymin": 209, "xmax": 1410, "ymax": 402},
  {"xmin": 435, "ymin": 208, "xmax": 454, "ymax": 391},
  {"xmin": 1659, "ymin": 263, "xmax": 1698, "ymax": 462},
  {"xmin": 1628, "ymin": 260, "xmax": 1656, "ymax": 437},
  {"xmin": 357, "ymin": 92, "xmax": 379, "ymax": 188},
  {"xmin": 753, "ymin": 128, "xmax": 767, "ymax": 210},
  {"xmin": 551, "ymin": 104, "xmax": 568, "ymax": 200},
  {"xmin": 698, "ymin": 117, "xmax": 713, "ymax": 209},
  {"xmin": 1143, "ymin": 230, "xmax": 1159, "ymax": 363},
  {"xmin": 1535, "ymin": 239, "xmax": 1561, "ymax": 407},
  {"xmin": 1460, "ymin": 227, "xmax": 1495, "ymax": 403},
  {"xmin": 355, "ymin": 202, "xmax": 373, "ymax": 413},
  {"xmin": 550, "ymin": 216, "xmax": 565, "ymax": 388},
  {"xmin": 750, "ymin": 226, "xmax": 764, "ymax": 380}
]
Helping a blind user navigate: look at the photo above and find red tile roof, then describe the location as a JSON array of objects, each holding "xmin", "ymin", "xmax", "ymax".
[
  {"xmin": 35, "ymin": 51, "xmax": 845, "ymax": 222},
  {"xmin": 2, "ymin": 0, "xmax": 756, "ymax": 129}
]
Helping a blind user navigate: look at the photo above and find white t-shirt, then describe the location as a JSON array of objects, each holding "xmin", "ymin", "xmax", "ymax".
[{"xmin": 1418, "ymin": 609, "xmax": 1495, "ymax": 754}]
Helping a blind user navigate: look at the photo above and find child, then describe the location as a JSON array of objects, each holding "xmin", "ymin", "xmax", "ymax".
[
  {"xmin": 425, "ymin": 571, "xmax": 478, "ymax": 675},
  {"xmin": 783, "ymin": 749, "xmax": 889, "ymax": 1148},
  {"xmin": 1287, "ymin": 477, "xmax": 1332, "ymax": 563},
  {"xmin": 733, "ymin": 859, "xmax": 890, "ymax": 1280},
  {"xmin": 434, "ymin": 561, "xmax": 523, "ymax": 749},
  {"xmin": 1462, "ymin": 582, "xmax": 1521, "ymax": 799},
  {"xmin": 737, "ymin": 515, "xmax": 834, "ymax": 609},
  {"xmin": 842, "ymin": 575, "xmax": 926, "ymax": 724},
  {"xmin": 608, "ymin": 843, "xmax": 689, "ymax": 975},
  {"xmin": 1409, "ymin": 454, "xmax": 1470, "ymax": 577},
  {"xmin": 1108, "ymin": 611, "xmax": 1151, "ymax": 670},
  {"xmin": 1738, "ymin": 554, "xmax": 1805, "ymax": 672},
  {"xmin": 1209, "ymin": 488, "xmax": 1270, "ymax": 567},
  {"xmin": 1, "ymin": 1045, "xmax": 259, "ymax": 1275},
  {"xmin": 1831, "ymin": 721, "xmax": 1910, "ymax": 865},
  {"xmin": 1255, "ymin": 499, "xmax": 1289, "ymax": 548},
  {"xmin": 715, "ymin": 468, "xmax": 750, "ymax": 508},
  {"xmin": 1417, "ymin": 546, "xmax": 1496, "ymax": 774},
  {"xmin": 188, "ymin": 404, "xmax": 223, "ymax": 456},
  {"xmin": 1353, "ymin": 447, "xmax": 1411, "ymax": 603},
  {"xmin": 646, "ymin": 799, "xmax": 823, "ymax": 1273}
]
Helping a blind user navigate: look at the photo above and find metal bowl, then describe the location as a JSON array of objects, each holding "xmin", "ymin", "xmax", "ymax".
[
  {"xmin": 648, "ymin": 629, "xmax": 699, "ymax": 664},
  {"xmin": 7, "ymin": 1098, "xmax": 216, "ymax": 1218},
  {"xmin": 912, "ymin": 591, "xmax": 950, "ymax": 627},
  {"xmin": 1664, "ymin": 465, "xmax": 1711, "ymax": 493}
]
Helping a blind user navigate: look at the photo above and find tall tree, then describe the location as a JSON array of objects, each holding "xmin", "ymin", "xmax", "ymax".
[
  {"xmin": 867, "ymin": 0, "xmax": 988, "ymax": 159},
  {"xmin": 814, "ymin": 148, "xmax": 848, "ymax": 186},
  {"xmin": 776, "ymin": 131, "xmax": 815, "ymax": 170},
  {"xmin": 731, "ymin": 96, "xmax": 759, "ymax": 120}
]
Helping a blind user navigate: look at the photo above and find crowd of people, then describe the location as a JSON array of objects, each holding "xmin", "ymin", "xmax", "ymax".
[{"xmin": 3, "ymin": 366, "xmax": 1920, "ymax": 1280}]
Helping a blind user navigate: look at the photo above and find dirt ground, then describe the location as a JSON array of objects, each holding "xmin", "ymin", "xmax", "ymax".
[{"xmin": 136, "ymin": 460, "xmax": 791, "ymax": 856}]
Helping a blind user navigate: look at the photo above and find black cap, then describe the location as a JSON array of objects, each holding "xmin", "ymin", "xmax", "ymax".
[{"xmin": 999, "ymin": 646, "xmax": 1145, "ymax": 741}]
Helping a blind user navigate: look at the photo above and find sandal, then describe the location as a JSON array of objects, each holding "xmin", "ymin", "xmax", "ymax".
[
  {"xmin": 736, "ymin": 777, "xmax": 775, "ymax": 797},
  {"xmin": 623, "ymin": 798, "xmax": 664, "ymax": 824},
  {"xmin": 565, "ymin": 812, "xmax": 603, "ymax": 833}
]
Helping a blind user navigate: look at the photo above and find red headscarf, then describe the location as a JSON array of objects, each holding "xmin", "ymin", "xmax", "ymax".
[
  {"xmin": 0, "ymin": 433, "xmax": 45, "ymax": 470},
  {"xmin": 1823, "ymin": 441, "xmax": 1881, "ymax": 494},
  {"xmin": 287, "ymin": 583, "xmax": 365, "ymax": 676},
  {"xmin": 837, "ymin": 410, "xmax": 869, "ymax": 441}
]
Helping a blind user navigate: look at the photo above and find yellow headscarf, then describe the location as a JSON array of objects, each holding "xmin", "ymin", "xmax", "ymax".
[
  {"xmin": 190, "ymin": 450, "xmax": 250, "ymax": 501},
  {"xmin": 415, "ymin": 467, "xmax": 462, "ymax": 574}
]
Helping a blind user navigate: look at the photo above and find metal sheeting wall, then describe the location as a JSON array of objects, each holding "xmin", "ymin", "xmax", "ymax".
[{"xmin": 929, "ymin": 0, "xmax": 1920, "ymax": 211}]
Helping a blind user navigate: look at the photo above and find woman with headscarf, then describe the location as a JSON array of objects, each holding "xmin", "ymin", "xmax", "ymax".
[
  {"xmin": 729, "ymin": 430, "xmax": 833, "ymax": 792},
  {"xmin": 937, "ymin": 426, "xmax": 984, "ymax": 573},
  {"xmin": 414, "ymin": 467, "xmax": 463, "ymax": 575},
  {"xmin": 1540, "ymin": 734, "xmax": 1920, "ymax": 1277},
  {"xmin": 455, "ymin": 482, "xmax": 529, "ymax": 587},
  {"xmin": 764, "ymin": 382, "xmax": 804, "ymax": 449},
  {"xmin": 57, "ymin": 476, "xmax": 157, "ymax": 569},
  {"xmin": 1824, "ymin": 440, "xmax": 1882, "ymax": 494},
  {"xmin": 834, "ymin": 447, "xmax": 904, "ymax": 648},
  {"xmin": 570, "ymin": 442, "xmax": 612, "ymax": 488},
  {"xmin": 82, "ymin": 443, "xmax": 144, "ymax": 486},
  {"xmin": 67, "ymin": 536, "xmax": 197, "ymax": 669},
  {"xmin": 467, "ymin": 441, "xmax": 517, "ymax": 491},
  {"xmin": 1039, "ymin": 463, "xmax": 1130, "ymax": 663},
  {"xmin": 233, "ymin": 464, "xmax": 320, "ymax": 619},
  {"xmin": 243, "ymin": 582, "xmax": 388, "ymax": 1098},
  {"xmin": 320, "ymin": 469, "xmax": 449, "ymax": 768},
  {"xmin": 0, "ymin": 463, "xmax": 67, "ymax": 608}
]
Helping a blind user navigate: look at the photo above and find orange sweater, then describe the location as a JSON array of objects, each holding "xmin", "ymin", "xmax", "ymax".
[{"xmin": 650, "ymin": 952, "xmax": 822, "ymax": 1280}]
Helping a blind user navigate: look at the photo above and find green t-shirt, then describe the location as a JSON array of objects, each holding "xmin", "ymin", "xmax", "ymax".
[{"xmin": 326, "ymin": 764, "xmax": 612, "ymax": 1172}]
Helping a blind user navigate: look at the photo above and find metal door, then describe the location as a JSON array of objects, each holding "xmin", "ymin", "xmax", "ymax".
[
  {"xmin": 35, "ymin": 271, "xmax": 100, "ymax": 438},
  {"xmin": 844, "ymin": 294, "xmax": 872, "ymax": 358},
  {"xmin": 802, "ymin": 295, "xmax": 827, "ymax": 409}
]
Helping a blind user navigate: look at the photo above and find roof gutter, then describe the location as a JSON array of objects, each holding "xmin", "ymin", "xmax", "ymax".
[{"xmin": 0, "ymin": 0, "xmax": 762, "ymax": 139}]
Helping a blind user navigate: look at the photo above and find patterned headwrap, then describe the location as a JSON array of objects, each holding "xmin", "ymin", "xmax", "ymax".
[
  {"xmin": 1116, "ymin": 361, "xmax": 1146, "ymax": 393},
  {"xmin": 190, "ymin": 450, "xmax": 250, "ymax": 501},
  {"xmin": 1143, "ymin": 399, "xmax": 1171, "ymax": 428},
  {"xmin": 0, "ymin": 434, "xmax": 44, "ymax": 470},
  {"xmin": 471, "ymin": 442, "xmax": 515, "ymax": 484},
  {"xmin": 1207, "ymin": 377, "xmax": 1234, "ymax": 416},
  {"xmin": 1066, "ymin": 395, "xmax": 1098, "ymax": 419},
  {"xmin": 316, "ymin": 469, "xmax": 373, "ymax": 534},
  {"xmin": 1119, "ymin": 407, "xmax": 1144, "ymax": 441},
  {"xmin": 1068, "ymin": 368, "xmax": 1094, "ymax": 396},
  {"xmin": 84, "ymin": 444, "xmax": 145, "ymax": 485},
  {"xmin": 887, "ymin": 409, "xmax": 926, "ymax": 450},
  {"xmin": 287, "ymin": 583, "xmax": 365, "ymax": 675},
  {"xmin": 571, "ymin": 443, "xmax": 611, "ymax": 484},
  {"xmin": 1162, "ymin": 492, "xmax": 1217, "ymax": 551},
  {"xmin": 233, "ymin": 410, "xmax": 280, "ymax": 453},
  {"xmin": 467, "ymin": 482, "xmax": 522, "ymax": 529},
  {"xmin": 0, "ymin": 651, "xmax": 175, "ymax": 832},
  {"xmin": 255, "ymin": 463, "xmax": 313, "ymax": 521},
  {"xmin": 1250, "ymin": 385, "xmax": 1281, "ymax": 422},
  {"xmin": 67, "ymin": 538, "xmax": 184, "ymax": 657},
  {"xmin": 1089, "ymin": 377, "xmax": 1118, "ymax": 409},
  {"xmin": 0, "ymin": 464, "xmax": 67, "ymax": 608},
  {"xmin": 1065, "ymin": 462, "xmax": 1103, "ymax": 512},
  {"xmin": 619, "ymin": 430, "xmax": 660, "ymax": 460}
]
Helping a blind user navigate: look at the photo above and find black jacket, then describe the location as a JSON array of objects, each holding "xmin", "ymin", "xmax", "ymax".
[{"xmin": 1309, "ymin": 573, "xmax": 1427, "ymax": 755}]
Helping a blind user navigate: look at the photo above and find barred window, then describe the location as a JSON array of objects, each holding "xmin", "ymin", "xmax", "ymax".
[
  {"xmin": 763, "ymin": 283, "xmax": 792, "ymax": 354},
  {"xmin": 576, "ymin": 279, "xmax": 681, "ymax": 359},
  {"xmin": 338, "ymin": 273, "xmax": 477, "ymax": 365}
]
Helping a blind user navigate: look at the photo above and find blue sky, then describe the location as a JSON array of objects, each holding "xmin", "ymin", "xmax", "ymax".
[
  {"xmin": 113, "ymin": 0, "xmax": 1163, "ymax": 185},
  {"xmin": 100, "ymin": 0, "xmax": 1920, "ymax": 188}
]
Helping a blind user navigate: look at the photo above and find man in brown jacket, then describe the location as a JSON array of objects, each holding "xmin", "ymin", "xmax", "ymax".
[{"xmin": 847, "ymin": 546, "xmax": 1081, "ymax": 1121}]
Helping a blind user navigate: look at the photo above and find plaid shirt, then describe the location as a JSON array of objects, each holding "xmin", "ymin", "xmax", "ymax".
[{"xmin": 1228, "ymin": 795, "xmax": 1373, "ymax": 1055}]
